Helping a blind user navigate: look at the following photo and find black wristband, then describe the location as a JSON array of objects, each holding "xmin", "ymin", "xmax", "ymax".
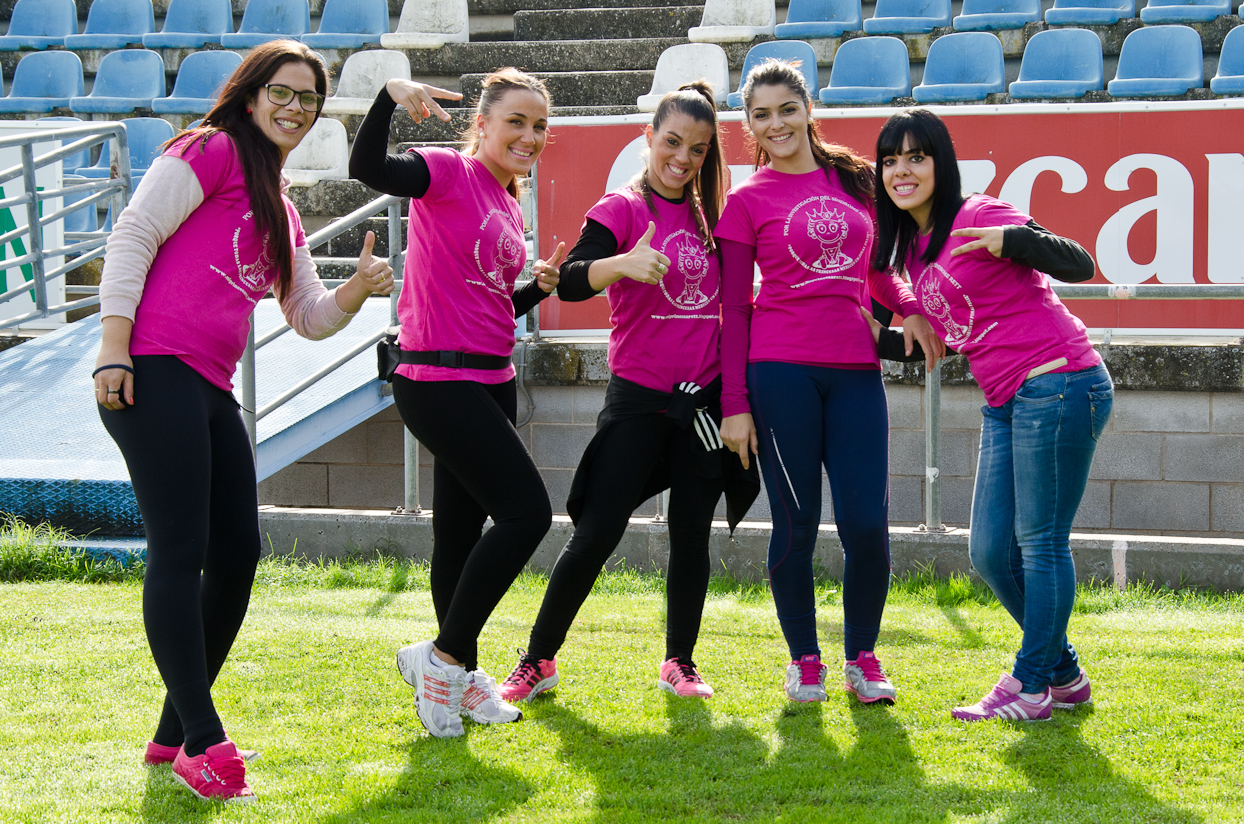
[{"xmin": 92, "ymin": 363, "xmax": 134, "ymax": 378}]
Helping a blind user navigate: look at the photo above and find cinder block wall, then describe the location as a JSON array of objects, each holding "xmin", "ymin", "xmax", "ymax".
[{"xmin": 259, "ymin": 350, "xmax": 1244, "ymax": 539}]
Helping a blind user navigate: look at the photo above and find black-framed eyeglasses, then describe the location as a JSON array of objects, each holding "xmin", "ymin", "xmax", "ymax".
[{"xmin": 263, "ymin": 83, "xmax": 326, "ymax": 113}]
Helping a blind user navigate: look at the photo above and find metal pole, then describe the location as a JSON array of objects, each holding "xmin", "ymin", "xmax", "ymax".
[
  {"xmin": 403, "ymin": 429, "xmax": 421, "ymax": 514},
  {"xmin": 528, "ymin": 160, "xmax": 541, "ymax": 341},
  {"xmin": 387, "ymin": 198, "xmax": 421, "ymax": 515},
  {"xmin": 920, "ymin": 362, "xmax": 945, "ymax": 532},
  {"xmin": 241, "ymin": 313, "xmax": 257, "ymax": 459},
  {"xmin": 20, "ymin": 144, "xmax": 46, "ymax": 317}
]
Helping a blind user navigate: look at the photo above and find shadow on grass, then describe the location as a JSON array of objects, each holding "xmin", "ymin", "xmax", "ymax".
[{"xmin": 140, "ymin": 764, "xmax": 213, "ymax": 823}]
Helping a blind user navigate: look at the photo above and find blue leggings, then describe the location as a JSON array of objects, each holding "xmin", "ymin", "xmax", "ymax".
[{"xmin": 748, "ymin": 362, "xmax": 892, "ymax": 661}]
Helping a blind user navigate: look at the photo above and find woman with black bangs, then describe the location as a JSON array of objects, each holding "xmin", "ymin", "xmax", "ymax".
[{"xmin": 873, "ymin": 108, "xmax": 1111, "ymax": 723}]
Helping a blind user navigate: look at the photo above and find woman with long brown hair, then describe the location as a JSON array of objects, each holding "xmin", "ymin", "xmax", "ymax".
[
  {"xmin": 716, "ymin": 60, "xmax": 943, "ymax": 705},
  {"xmin": 93, "ymin": 40, "xmax": 393, "ymax": 802}
]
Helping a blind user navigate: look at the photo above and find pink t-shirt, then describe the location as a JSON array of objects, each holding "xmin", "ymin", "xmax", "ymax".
[
  {"xmin": 910, "ymin": 195, "xmax": 1100, "ymax": 406},
  {"xmin": 129, "ymin": 132, "xmax": 304, "ymax": 391},
  {"xmin": 587, "ymin": 188, "xmax": 720, "ymax": 392},
  {"xmin": 396, "ymin": 148, "xmax": 526, "ymax": 384}
]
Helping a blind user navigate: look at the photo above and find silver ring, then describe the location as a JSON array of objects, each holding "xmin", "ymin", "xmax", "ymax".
[
  {"xmin": 658, "ymin": 263, "xmax": 667, "ymax": 274},
  {"xmin": 106, "ymin": 389, "xmax": 119, "ymax": 395}
]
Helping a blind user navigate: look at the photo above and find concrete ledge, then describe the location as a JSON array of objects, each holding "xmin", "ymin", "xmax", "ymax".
[{"xmin": 257, "ymin": 506, "xmax": 1244, "ymax": 591}]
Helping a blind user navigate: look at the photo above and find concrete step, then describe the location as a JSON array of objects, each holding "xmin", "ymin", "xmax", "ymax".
[
  {"xmin": 515, "ymin": 5, "xmax": 704, "ymax": 42},
  {"xmin": 470, "ymin": 0, "xmax": 759, "ymax": 12},
  {"xmin": 337, "ymin": 104, "xmax": 639, "ymax": 144},
  {"xmin": 287, "ymin": 179, "xmax": 406, "ymax": 220},
  {"xmin": 461, "ymin": 69, "xmax": 654, "ymax": 108},
  {"xmin": 395, "ymin": 37, "xmax": 758, "ymax": 76}
]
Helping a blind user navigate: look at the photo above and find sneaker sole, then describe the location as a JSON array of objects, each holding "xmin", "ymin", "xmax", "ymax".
[
  {"xmin": 172, "ymin": 771, "xmax": 256, "ymax": 804},
  {"xmin": 657, "ymin": 680, "xmax": 713, "ymax": 699},
  {"xmin": 503, "ymin": 673, "xmax": 559, "ymax": 703},
  {"xmin": 1051, "ymin": 698, "xmax": 1093, "ymax": 710},
  {"xmin": 846, "ymin": 684, "xmax": 896, "ymax": 705}
]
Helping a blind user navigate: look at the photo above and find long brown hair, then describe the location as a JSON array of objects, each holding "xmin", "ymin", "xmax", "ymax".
[
  {"xmin": 168, "ymin": 40, "xmax": 328, "ymax": 298},
  {"xmin": 740, "ymin": 59, "xmax": 874, "ymax": 206},
  {"xmin": 460, "ymin": 67, "xmax": 553, "ymax": 200},
  {"xmin": 634, "ymin": 80, "xmax": 726, "ymax": 254}
]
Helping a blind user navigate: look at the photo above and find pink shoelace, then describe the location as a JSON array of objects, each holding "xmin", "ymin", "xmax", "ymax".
[
  {"xmin": 797, "ymin": 656, "xmax": 823, "ymax": 685},
  {"xmin": 854, "ymin": 654, "xmax": 886, "ymax": 683},
  {"xmin": 204, "ymin": 750, "xmax": 247, "ymax": 789}
]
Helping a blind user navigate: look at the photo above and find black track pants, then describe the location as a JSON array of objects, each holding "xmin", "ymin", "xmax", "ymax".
[
  {"xmin": 99, "ymin": 355, "xmax": 260, "ymax": 757},
  {"xmin": 527, "ymin": 412, "xmax": 723, "ymax": 663},
  {"xmin": 391, "ymin": 375, "xmax": 552, "ymax": 671}
]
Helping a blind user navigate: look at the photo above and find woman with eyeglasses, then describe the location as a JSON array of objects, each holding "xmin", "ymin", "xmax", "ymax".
[
  {"xmin": 94, "ymin": 41, "xmax": 393, "ymax": 803},
  {"xmin": 349, "ymin": 68, "xmax": 559, "ymax": 740}
]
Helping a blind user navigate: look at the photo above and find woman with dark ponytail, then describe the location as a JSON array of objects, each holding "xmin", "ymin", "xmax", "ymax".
[
  {"xmin": 497, "ymin": 81, "xmax": 757, "ymax": 703},
  {"xmin": 94, "ymin": 40, "xmax": 393, "ymax": 802},
  {"xmin": 716, "ymin": 60, "xmax": 943, "ymax": 706}
]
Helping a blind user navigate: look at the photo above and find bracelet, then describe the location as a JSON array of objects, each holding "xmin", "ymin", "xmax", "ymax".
[{"xmin": 92, "ymin": 363, "xmax": 134, "ymax": 378}]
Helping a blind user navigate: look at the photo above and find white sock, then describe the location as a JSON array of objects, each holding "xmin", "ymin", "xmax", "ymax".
[{"xmin": 1019, "ymin": 691, "xmax": 1045, "ymax": 703}]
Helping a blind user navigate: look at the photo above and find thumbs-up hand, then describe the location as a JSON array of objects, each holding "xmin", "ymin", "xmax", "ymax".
[
  {"xmin": 356, "ymin": 231, "xmax": 395, "ymax": 296},
  {"xmin": 619, "ymin": 221, "xmax": 670, "ymax": 285},
  {"xmin": 533, "ymin": 241, "xmax": 565, "ymax": 293}
]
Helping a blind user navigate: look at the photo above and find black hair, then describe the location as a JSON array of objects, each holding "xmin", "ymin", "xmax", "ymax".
[{"xmin": 872, "ymin": 108, "xmax": 965, "ymax": 275}]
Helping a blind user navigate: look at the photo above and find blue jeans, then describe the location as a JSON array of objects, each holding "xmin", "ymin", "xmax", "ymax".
[{"xmin": 969, "ymin": 363, "xmax": 1113, "ymax": 693}]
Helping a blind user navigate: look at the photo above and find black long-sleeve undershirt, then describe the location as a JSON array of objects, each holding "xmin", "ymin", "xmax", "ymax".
[
  {"xmin": 348, "ymin": 87, "xmax": 548, "ymax": 319},
  {"xmin": 558, "ymin": 218, "xmax": 618, "ymax": 302},
  {"xmin": 1003, "ymin": 219, "xmax": 1095, "ymax": 283}
]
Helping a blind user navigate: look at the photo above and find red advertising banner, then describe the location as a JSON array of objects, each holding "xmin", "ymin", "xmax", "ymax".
[{"xmin": 536, "ymin": 101, "xmax": 1244, "ymax": 334}]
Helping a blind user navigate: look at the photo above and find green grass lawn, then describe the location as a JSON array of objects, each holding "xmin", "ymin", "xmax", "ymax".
[{"xmin": 1, "ymin": 551, "xmax": 1242, "ymax": 823}]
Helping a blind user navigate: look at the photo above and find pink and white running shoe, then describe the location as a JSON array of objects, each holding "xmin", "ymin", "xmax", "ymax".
[
  {"xmin": 844, "ymin": 650, "xmax": 897, "ymax": 705},
  {"xmin": 1050, "ymin": 668, "xmax": 1092, "ymax": 709},
  {"xmin": 498, "ymin": 650, "xmax": 558, "ymax": 703},
  {"xmin": 396, "ymin": 639, "xmax": 467, "ymax": 738},
  {"xmin": 784, "ymin": 654, "xmax": 828, "ymax": 702},
  {"xmin": 952, "ymin": 674, "xmax": 1052, "ymax": 722},
  {"xmin": 171, "ymin": 740, "xmax": 255, "ymax": 804},
  {"xmin": 658, "ymin": 657, "xmax": 714, "ymax": 698}
]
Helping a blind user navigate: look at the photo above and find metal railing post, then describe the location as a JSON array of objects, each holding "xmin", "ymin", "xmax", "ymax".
[
  {"xmin": 528, "ymin": 160, "xmax": 540, "ymax": 341},
  {"xmin": 241, "ymin": 314, "xmax": 257, "ymax": 458},
  {"xmin": 920, "ymin": 361, "xmax": 946, "ymax": 533},
  {"xmin": 386, "ymin": 197, "xmax": 421, "ymax": 515},
  {"xmin": 20, "ymin": 144, "xmax": 46, "ymax": 317},
  {"xmin": 403, "ymin": 428, "xmax": 421, "ymax": 514}
]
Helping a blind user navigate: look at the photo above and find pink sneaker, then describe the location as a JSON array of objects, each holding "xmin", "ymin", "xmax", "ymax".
[
  {"xmin": 145, "ymin": 740, "xmax": 258, "ymax": 765},
  {"xmin": 1050, "ymin": 668, "xmax": 1092, "ymax": 709},
  {"xmin": 171, "ymin": 740, "xmax": 255, "ymax": 803},
  {"xmin": 952, "ymin": 674, "xmax": 1052, "ymax": 722},
  {"xmin": 843, "ymin": 651, "xmax": 897, "ymax": 704},
  {"xmin": 498, "ymin": 651, "xmax": 558, "ymax": 702},
  {"xmin": 658, "ymin": 657, "xmax": 714, "ymax": 698},
  {"xmin": 784, "ymin": 654, "xmax": 828, "ymax": 702}
]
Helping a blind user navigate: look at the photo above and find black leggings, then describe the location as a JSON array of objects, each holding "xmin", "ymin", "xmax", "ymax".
[
  {"xmin": 527, "ymin": 413, "xmax": 724, "ymax": 663},
  {"xmin": 391, "ymin": 376, "xmax": 552, "ymax": 671},
  {"xmin": 99, "ymin": 355, "xmax": 260, "ymax": 757}
]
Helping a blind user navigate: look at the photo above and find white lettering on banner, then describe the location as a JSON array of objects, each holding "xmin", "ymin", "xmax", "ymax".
[
  {"xmin": 1096, "ymin": 154, "xmax": 1194, "ymax": 284},
  {"xmin": 957, "ymin": 160, "xmax": 996, "ymax": 194},
  {"xmin": 1205, "ymin": 153, "xmax": 1244, "ymax": 284},
  {"xmin": 998, "ymin": 156, "xmax": 1088, "ymax": 217}
]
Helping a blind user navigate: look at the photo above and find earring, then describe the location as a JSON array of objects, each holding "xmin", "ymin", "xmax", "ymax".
[{"xmin": 246, "ymin": 107, "xmax": 252, "ymax": 114}]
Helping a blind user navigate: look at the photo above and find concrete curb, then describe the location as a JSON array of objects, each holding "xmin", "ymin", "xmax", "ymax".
[{"xmin": 258, "ymin": 507, "xmax": 1244, "ymax": 591}]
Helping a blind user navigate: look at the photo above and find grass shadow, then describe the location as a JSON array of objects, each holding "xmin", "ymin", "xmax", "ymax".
[
  {"xmin": 140, "ymin": 764, "xmax": 214, "ymax": 823},
  {"xmin": 939, "ymin": 604, "xmax": 987, "ymax": 648}
]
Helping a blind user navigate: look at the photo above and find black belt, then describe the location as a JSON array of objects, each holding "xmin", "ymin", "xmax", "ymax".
[{"xmin": 398, "ymin": 350, "xmax": 512, "ymax": 370}]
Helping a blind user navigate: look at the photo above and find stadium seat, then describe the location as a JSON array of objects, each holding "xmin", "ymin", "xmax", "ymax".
[
  {"xmin": 774, "ymin": 0, "xmax": 862, "ymax": 39},
  {"xmin": 1139, "ymin": 0, "xmax": 1230, "ymax": 24},
  {"xmin": 142, "ymin": 0, "xmax": 233, "ymax": 49},
  {"xmin": 1044, "ymin": 0, "xmax": 1135, "ymax": 26},
  {"xmin": 636, "ymin": 44, "xmax": 730, "ymax": 111},
  {"xmin": 953, "ymin": 0, "xmax": 1041, "ymax": 31},
  {"xmin": 284, "ymin": 117, "xmax": 349, "ymax": 186},
  {"xmin": 1211, "ymin": 25, "xmax": 1244, "ymax": 94},
  {"xmin": 61, "ymin": 177, "xmax": 99, "ymax": 233},
  {"xmin": 69, "ymin": 49, "xmax": 165, "ymax": 114},
  {"xmin": 0, "ymin": 51, "xmax": 84, "ymax": 113},
  {"xmin": 688, "ymin": 0, "xmax": 777, "ymax": 42},
  {"xmin": 37, "ymin": 116, "xmax": 90, "ymax": 174},
  {"xmin": 302, "ymin": 0, "xmax": 388, "ymax": 48},
  {"xmin": 728, "ymin": 40, "xmax": 820, "ymax": 107},
  {"xmin": 912, "ymin": 31, "xmax": 1005, "ymax": 101},
  {"xmin": 220, "ymin": 0, "xmax": 310, "ymax": 48},
  {"xmin": 863, "ymin": 0, "xmax": 952, "ymax": 34},
  {"xmin": 63, "ymin": 0, "xmax": 155, "ymax": 50},
  {"xmin": 151, "ymin": 50, "xmax": 242, "ymax": 115},
  {"xmin": 1107, "ymin": 25, "xmax": 1203, "ymax": 97},
  {"xmin": 1009, "ymin": 28, "xmax": 1103, "ymax": 98},
  {"xmin": 818, "ymin": 35, "xmax": 911, "ymax": 104},
  {"xmin": 322, "ymin": 50, "xmax": 410, "ymax": 115},
  {"xmin": 78, "ymin": 117, "xmax": 174, "ymax": 186},
  {"xmin": 381, "ymin": 0, "xmax": 468, "ymax": 49},
  {"xmin": 0, "ymin": 0, "xmax": 78, "ymax": 51}
]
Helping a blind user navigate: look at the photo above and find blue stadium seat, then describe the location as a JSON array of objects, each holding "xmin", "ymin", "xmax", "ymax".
[
  {"xmin": 63, "ymin": 0, "xmax": 155, "ymax": 50},
  {"xmin": 301, "ymin": 0, "xmax": 388, "ymax": 48},
  {"xmin": 60, "ymin": 176, "xmax": 99, "ymax": 233},
  {"xmin": 774, "ymin": 0, "xmax": 862, "ymax": 39},
  {"xmin": 78, "ymin": 117, "xmax": 174, "ymax": 187},
  {"xmin": 728, "ymin": 40, "xmax": 820, "ymax": 107},
  {"xmin": 1107, "ymin": 25, "xmax": 1203, "ymax": 97},
  {"xmin": 69, "ymin": 49, "xmax": 165, "ymax": 114},
  {"xmin": 1140, "ymin": 0, "xmax": 1230, "ymax": 24},
  {"xmin": 142, "ymin": 0, "xmax": 233, "ymax": 48},
  {"xmin": 151, "ymin": 50, "xmax": 242, "ymax": 114},
  {"xmin": 818, "ymin": 36, "xmax": 910, "ymax": 104},
  {"xmin": 912, "ymin": 31, "xmax": 1005, "ymax": 101},
  {"xmin": 37, "ymin": 116, "xmax": 90, "ymax": 174},
  {"xmin": 863, "ymin": 0, "xmax": 951, "ymax": 34},
  {"xmin": 1211, "ymin": 25, "xmax": 1244, "ymax": 94},
  {"xmin": 0, "ymin": 0, "xmax": 78, "ymax": 51},
  {"xmin": 1009, "ymin": 28, "xmax": 1103, "ymax": 98},
  {"xmin": 1044, "ymin": 0, "xmax": 1134, "ymax": 26},
  {"xmin": 220, "ymin": 0, "xmax": 311, "ymax": 47},
  {"xmin": 953, "ymin": 0, "xmax": 1041, "ymax": 31},
  {"xmin": 0, "ymin": 51, "xmax": 84, "ymax": 113}
]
